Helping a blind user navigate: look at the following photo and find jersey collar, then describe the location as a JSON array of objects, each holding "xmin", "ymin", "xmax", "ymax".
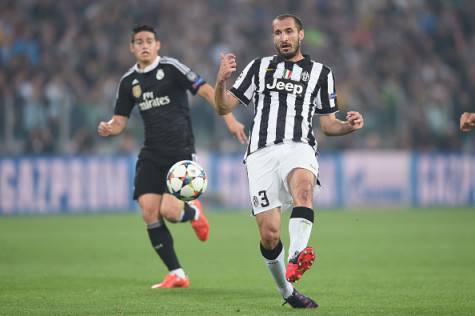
[
  {"xmin": 274, "ymin": 54, "xmax": 311, "ymax": 66},
  {"xmin": 134, "ymin": 56, "xmax": 160, "ymax": 73}
]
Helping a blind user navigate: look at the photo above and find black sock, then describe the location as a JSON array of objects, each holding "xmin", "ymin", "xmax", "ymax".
[
  {"xmin": 260, "ymin": 239, "xmax": 283, "ymax": 260},
  {"xmin": 180, "ymin": 203, "xmax": 196, "ymax": 222},
  {"xmin": 290, "ymin": 206, "xmax": 315, "ymax": 223},
  {"xmin": 147, "ymin": 221, "xmax": 181, "ymax": 271}
]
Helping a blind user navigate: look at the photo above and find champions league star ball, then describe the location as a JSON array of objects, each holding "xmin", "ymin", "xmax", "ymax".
[{"xmin": 166, "ymin": 160, "xmax": 208, "ymax": 201}]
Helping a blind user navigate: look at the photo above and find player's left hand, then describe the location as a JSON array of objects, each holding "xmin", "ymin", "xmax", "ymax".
[
  {"xmin": 226, "ymin": 119, "xmax": 248, "ymax": 144},
  {"xmin": 346, "ymin": 111, "xmax": 364, "ymax": 130}
]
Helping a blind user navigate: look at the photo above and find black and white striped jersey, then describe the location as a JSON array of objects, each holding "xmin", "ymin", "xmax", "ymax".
[{"xmin": 229, "ymin": 54, "xmax": 338, "ymax": 158}]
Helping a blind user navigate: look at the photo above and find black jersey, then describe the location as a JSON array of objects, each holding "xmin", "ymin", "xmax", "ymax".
[{"xmin": 114, "ymin": 56, "xmax": 206, "ymax": 160}]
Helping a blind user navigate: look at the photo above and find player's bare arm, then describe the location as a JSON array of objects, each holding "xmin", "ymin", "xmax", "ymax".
[
  {"xmin": 197, "ymin": 83, "xmax": 248, "ymax": 144},
  {"xmin": 460, "ymin": 112, "xmax": 475, "ymax": 132},
  {"xmin": 215, "ymin": 53, "xmax": 240, "ymax": 115},
  {"xmin": 197, "ymin": 83, "xmax": 218, "ymax": 112},
  {"xmin": 222, "ymin": 115, "xmax": 248, "ymax": 144},
  {"xmin": 319, "ymin": 111, "xmax": 364, "ymax": 136},
  {"xmin": 97, "ymin": 115, "xmax": 128, "ymax": 137}
]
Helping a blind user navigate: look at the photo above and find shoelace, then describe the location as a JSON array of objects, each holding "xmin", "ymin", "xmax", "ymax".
[{"xmin": 282, "ymin": 294, "xmax": 296, "ymax": 306}]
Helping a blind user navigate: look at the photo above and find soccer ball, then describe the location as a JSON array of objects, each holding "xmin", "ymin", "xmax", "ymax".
[{"xmin": 166, "ymin": 160, "xmax": 208, "ymax": 201}]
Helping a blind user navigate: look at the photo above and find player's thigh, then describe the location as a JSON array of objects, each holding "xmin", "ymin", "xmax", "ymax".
[
  {"xmin": 279, "ymin": 143, "xmax": 318, "ymax": 196},
  {"xmin": 138, "ymin": 193, "xmax": 163, "ymax": 224},
  {"xmin": 246, "ymin": 147, "xmax": 282, "ymax": 215},
  {"xmin": 134, "ymin": 159, "xmax": 168, "ymax": 199}
]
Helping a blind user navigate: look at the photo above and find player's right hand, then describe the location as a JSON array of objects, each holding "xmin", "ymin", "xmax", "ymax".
[
  {"xmin": 460, "ymin": 112, "xmax": 475, "ymax": 132},
  {"xmin": 97, "ymin": 121, "xmax": 113, "ymax": 137},
  {"xmin": 218, "ymin": 53, "xmax": 237, "ymax": 82}
]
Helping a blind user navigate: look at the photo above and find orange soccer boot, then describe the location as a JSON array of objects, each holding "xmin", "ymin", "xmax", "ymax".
[
  {"xmin": 286, "ymin": 247, "xmax": 316, "ymax": 283},
  {"xmin": 151, "ymin": 273, "xmax": 190, "ymax": 289},
  {"xmin": 189, "ymin": 200, "xmax": 209, "ymax": 241}
]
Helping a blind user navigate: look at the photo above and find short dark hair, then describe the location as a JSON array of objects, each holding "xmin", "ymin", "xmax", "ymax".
[
  {"xmin": 274, "ymin": 14, "xmax": 304, "ymax": 31},
  {"xmin": 131, "ymin": 24, "xmax": 157, "ymax": 43}
]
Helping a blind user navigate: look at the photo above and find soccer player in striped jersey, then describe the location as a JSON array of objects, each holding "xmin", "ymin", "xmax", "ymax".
[
  {"xmin": 214, "ymin": 14, "xmax": 364, "ymax": 308},
  {"xmin": 98, "ymin": 25, "xmax": 247, "ymax": 289}
]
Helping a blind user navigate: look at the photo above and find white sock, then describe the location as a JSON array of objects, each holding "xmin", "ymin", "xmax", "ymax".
[
  {"xmin": 263, "ymin": 246, "xmax": 294, "ymax": 298},
  {"xmin": 170, "ymin": 268, "xmax": 186, "ymax": 279},
  {"xmin": 288, "ymin": 217, "xmax": 313, "ymax": 261},
  {"xmin": 178, "ymin": 210, "xmax": 185, "ymax": 222}
]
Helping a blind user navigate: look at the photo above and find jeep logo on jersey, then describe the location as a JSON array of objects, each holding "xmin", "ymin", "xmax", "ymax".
[{"xmin": 266, "ymin": 78, "xmax": 304, "ymax": 95}]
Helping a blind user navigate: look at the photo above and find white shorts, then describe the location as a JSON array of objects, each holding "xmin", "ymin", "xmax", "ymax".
[{"xmin": 245, "ymin": 142, "xmax": 319, "ymax": 215}]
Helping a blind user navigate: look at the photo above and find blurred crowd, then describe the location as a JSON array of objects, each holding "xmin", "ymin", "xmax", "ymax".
[{"xmin": 1, "ymin": 0, "xmax": 474, "ymax": 155}]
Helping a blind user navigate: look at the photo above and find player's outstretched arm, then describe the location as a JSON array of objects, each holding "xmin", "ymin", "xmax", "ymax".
[
  {"xmin": 197, "ymin": 83, "xmax": 219, "ymax": 112},
  {"xmin": 319, "ymin": 111, "xmax": 364, "ymax": 136},
  {"xmin": 97, "ymin": 115, "xmax": 128, "ymax": 137},
  {"xmin": 215, "ymin": 53, "xmax": 240, "ymax": 115},
  {"xmin": 197, "ymin": 83, "xmax": 248, "ymax": 144},
  {"xmin": 460, "ymin": 112, "xmax": 475, "ymax": 132},
  {"xmin": 222, "ymin": 114, "xmax": 248, "ymax": 144}
]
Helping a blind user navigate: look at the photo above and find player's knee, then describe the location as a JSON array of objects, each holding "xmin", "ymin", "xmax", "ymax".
[
  {"xmin": 260, "ymin": 226, "xmax": 280, "ymax": 248},
  {"xmin": 140, "ymin": 204, "xmax": 160, "ymax": 224},
  {"xmin": 141, "ymin": 210, "xmax": 159, "ymax": 224}
]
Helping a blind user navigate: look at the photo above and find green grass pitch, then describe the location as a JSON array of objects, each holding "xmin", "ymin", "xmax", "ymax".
[{"xmin": 1, "ymin": 208, "xmax": 475, "ymax": 315}]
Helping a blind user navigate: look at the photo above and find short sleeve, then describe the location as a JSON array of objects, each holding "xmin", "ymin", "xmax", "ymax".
[
  {"xmin": 229, "ymin": 59, "xmax": 258, "ymax": 106},
  {"xmin": 114, "ymin": 77, "xmax": 135, "ymax": 117},
  {"xmin": 314, "ymin": 66, "xmax": 339, "ymax": 115},
  {"xmin": 167, "ymin": 58, "xmax": 206, "ymax": 95}
]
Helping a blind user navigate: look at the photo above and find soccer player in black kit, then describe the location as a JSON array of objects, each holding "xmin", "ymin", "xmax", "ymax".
[{"xmin": 98, "ymin": 25, "xmax": 247, "ymax": 288}]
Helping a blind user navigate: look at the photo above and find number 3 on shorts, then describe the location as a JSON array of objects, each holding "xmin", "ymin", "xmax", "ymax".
[{"xmin": 258, "ymin": 190, "xmax": 270, "ymax": 207}]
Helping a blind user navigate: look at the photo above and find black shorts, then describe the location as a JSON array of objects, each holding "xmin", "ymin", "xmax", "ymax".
[{"xmin": 133, "ymin": 154, "xmax": 194, "ymax": 200}]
